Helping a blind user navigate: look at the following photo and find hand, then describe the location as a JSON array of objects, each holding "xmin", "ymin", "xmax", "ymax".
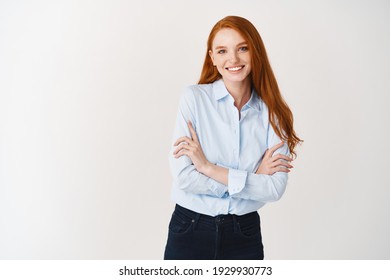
[
  {"xmin": 256, "ymin": 142, "xmax": 293, "ymax": 175},
  {"xmin": 173, "ymin": 121, "xmax": 211, "ymax": 174}
]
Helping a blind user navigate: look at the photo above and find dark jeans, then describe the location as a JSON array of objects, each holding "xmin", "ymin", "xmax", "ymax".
[{"xmin": 164, "ymin": 204, "xmax": 264, "ymax": 260}]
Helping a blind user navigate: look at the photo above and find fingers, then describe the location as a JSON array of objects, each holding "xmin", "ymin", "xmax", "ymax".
[
  {"xmin": 263, "ymin": 142, "xmax": 284, "ymax": 159},
  {"xmin": 268, "ymin": 142, "xmax": 285, "ymax": 155},
  {"xmin": 173, "ymin": 126, "xmax": 200, "ymax": 157},
  {"xmin": 173, "ymin": 138, "xmax": 196, "ymax": 152},
  {"xmin": 173, "ymin": 143, "xmax": 190, "ymax": 157},
  {"xmin": 174, "ymin": 141, "xmax": 201, "ymax": 157},
  {"xmin": 173, "ymin": 122, "xmax": 198, "ymax": 147},
  {"xmin": 270, "ymin": 159, "xmax": 293, "ymax": 169},
  {"xmin": 269, "ymin": 153, "xmax": 293, "ymax": 169},
  {"xmin": 174, "ymin": 146, "xmax": 191, "ymax": 158},
  {"xmin": 273, "ymin": 154, "xmax": 293, "ymax": 162},
  {"xmin": 264, "ymin": 143, "xmax": 293, "ymax": 166},
  {"xmin": 188, "ymin": 121, "xmax": 199, "ymax": 143},
  {"xmin": 173, "ymin": 122, "xmax": 198, "ymax": 158},
  {"xmin": 174, "ymin": 136, "xmax": 193, "ymax": 147},
  {"xmin": 272, "ymin": 166, "xmax": 291, "ymax": 174}
]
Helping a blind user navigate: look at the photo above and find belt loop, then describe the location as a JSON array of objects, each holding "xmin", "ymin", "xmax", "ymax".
[
  {"xmin": 193, "ymin": 212, "xmax": 201, "ymax": 230},
  {"xmin": 232, "ymin": 215, "xmax": 238, "ymax": 233}
]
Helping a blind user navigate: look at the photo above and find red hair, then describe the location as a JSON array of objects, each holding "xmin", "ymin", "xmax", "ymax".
[{"xmin": 199, "ymin": 16, "xmax": 302, "ymax": 157}]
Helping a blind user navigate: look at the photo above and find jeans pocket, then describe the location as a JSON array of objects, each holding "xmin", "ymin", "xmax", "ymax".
[
  {"xmin": 168, "ymin": 212, "xmax": 194, "ymax": 235},
  {"xmin": 237, "ymin": 214, "xmax": 261, "ymax": 239}
]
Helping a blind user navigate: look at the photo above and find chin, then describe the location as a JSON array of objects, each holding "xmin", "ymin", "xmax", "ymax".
[{"xmin": 224, "ymin": 74, "xmax": 250, "ymax": 84}]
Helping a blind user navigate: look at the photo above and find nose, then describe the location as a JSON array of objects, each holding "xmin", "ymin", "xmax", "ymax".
[{"xmin": 229, "ymin": 51, "xmax": 239, "ymax": 64}]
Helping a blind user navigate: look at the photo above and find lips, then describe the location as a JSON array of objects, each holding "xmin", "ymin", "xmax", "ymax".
[{"xmin": 226, "ymin": 65, "xmax": 244, "ymax": 72}]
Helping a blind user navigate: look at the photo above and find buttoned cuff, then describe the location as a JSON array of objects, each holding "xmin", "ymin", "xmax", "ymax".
[
  {"xmin": 211, "ymin": 181, "xmax": 228, "ymax": 198},
  {"xmin": 227, "ymin": 168, "xmax": 248, "ymax": 195}
]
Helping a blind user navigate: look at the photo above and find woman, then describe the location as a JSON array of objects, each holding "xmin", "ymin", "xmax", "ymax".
[{"xmin": 164, "ymin": 16, "xmax": 301, "ymax": 260}]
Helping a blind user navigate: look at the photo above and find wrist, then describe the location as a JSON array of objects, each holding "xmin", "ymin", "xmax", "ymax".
[{"xmin": 198, "ymin": 161, "xmax": 214, "ymax": 176}]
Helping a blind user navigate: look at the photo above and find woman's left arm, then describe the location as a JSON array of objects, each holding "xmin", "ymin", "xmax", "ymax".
[{"xmin": 227, "ymin": 141, "xmax": 291, "ymax": 202}]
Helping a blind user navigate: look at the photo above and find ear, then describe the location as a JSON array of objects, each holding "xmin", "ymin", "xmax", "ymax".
[{"xmin": 209, "ymin": 50, "xmax": 215, "ymax": 66}]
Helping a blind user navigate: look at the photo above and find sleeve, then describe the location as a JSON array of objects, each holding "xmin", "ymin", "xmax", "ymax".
[
  {"xmin": 168, "ymin": 87, "xmax": 228, "ymax": 198},
  {"xmin": 224, "ymin": 123, "xmax": 289, "ymax": 202}
]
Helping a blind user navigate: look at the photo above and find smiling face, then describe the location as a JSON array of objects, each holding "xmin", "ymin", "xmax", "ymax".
[{"xmin": 209, "ymin": 28, "xmax": 252, "ymax": 86}]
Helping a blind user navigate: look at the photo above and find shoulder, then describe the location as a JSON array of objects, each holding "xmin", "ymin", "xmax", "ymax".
[
  {"xmin": 254, "ymin": 94, "xmax": 269, "ymax": 127},
  {"xmin": 180, "ymin": 83, "xmax": 215, "ymax": 104},
  {"xmin": 184, "ymin": 83, "xmax": 213, "ymax": 97}
]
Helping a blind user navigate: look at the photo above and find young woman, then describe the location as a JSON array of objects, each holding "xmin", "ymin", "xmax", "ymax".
[{"xmin": 164, "ymin": 16, "xmax": 301, "ymax": 260}]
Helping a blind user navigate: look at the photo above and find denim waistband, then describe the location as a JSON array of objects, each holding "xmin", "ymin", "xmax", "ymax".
[{"xmin": 174, "ymin": 204, "xmax": 258, "ymax": 224}]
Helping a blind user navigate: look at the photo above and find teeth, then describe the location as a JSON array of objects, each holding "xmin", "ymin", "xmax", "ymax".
[{"xmin": 227, "ymin": 66, "xmax": 243, "ymax": 71}]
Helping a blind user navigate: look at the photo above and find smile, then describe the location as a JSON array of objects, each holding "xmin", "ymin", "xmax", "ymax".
[{"xmin": 226, "ymin": 65, "xmax": 244, "ymax": 72}]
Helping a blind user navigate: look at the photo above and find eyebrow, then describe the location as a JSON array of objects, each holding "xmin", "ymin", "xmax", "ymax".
[{"xmin": 214, "ymin": 41, "xmax": 248, "ymax": 50}]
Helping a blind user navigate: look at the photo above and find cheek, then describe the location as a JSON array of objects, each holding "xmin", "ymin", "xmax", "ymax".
[
  {"xmin": 213, "ymin": 56, "xmax": 223, "ymax": 66},
  {"xmin": 242, "ymin": 53, "xmax": 251, "ymax": 63},
  {"xmin": 215, "ymin": 66, "xmax": 225, "ymax": 76},
  {"xmin": 214, "ymin": 59, "xmax": 225, "ymax": 71},
  {"xmin": 243, "ymin": 56, "xmax": 251, "ymax": 71}
]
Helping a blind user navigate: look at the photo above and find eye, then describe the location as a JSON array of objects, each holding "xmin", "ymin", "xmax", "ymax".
[
  {"xmin": 239, "ymin": 46, "xmax": 248, "ymax": 52},
  {"xmin": 217, "ymin": 49, "xmax": 226, "ymax": 54}
]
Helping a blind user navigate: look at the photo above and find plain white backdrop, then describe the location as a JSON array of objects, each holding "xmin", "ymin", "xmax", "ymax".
[{"xmin": 1, "ymin": 0, "xmax": 389, "ymax": 259}]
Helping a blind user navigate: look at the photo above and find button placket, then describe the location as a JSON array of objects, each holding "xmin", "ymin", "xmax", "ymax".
[
  {"xmin": 230, "ymin": 102, "xmax": 240, "ymax": 169},
  {"xmin": 233, "ymin": 118, "xmax": 240, "ymax": 168}
]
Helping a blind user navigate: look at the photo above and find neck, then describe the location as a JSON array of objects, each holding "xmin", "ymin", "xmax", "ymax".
[{"xmin": 223, "ymin": 78, "xmax": 251, "ymax": 111}]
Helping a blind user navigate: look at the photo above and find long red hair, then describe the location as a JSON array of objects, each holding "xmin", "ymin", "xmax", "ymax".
[{"xmin": 199, "ymin": 16, "xmax": 302, "ymax": 157}]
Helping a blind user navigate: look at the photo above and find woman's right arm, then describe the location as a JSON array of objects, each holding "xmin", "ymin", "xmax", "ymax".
[{"xmin": 169, "ymin": 88, "xmax": 228, "ymax": 198}]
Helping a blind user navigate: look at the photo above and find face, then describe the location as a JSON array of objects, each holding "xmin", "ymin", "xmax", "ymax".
[{"xmin": 209, "ymin": 28, "xmax": 251, "ymax": 85}]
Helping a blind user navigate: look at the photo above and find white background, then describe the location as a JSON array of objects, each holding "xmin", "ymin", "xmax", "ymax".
[{"xmin": 1, "ymin": 0, "xmax": 389, "ymax": 259}]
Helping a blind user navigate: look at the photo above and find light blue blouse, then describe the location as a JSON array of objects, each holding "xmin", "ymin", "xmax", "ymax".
[{"xmin": 169, "ymin": 79, "xmax": 289, "ymax": 216}]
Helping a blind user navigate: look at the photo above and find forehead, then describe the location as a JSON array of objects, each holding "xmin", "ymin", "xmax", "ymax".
[{"xmin": 212, "ymin": 28, "xmax": 246, "ymax": 48}]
